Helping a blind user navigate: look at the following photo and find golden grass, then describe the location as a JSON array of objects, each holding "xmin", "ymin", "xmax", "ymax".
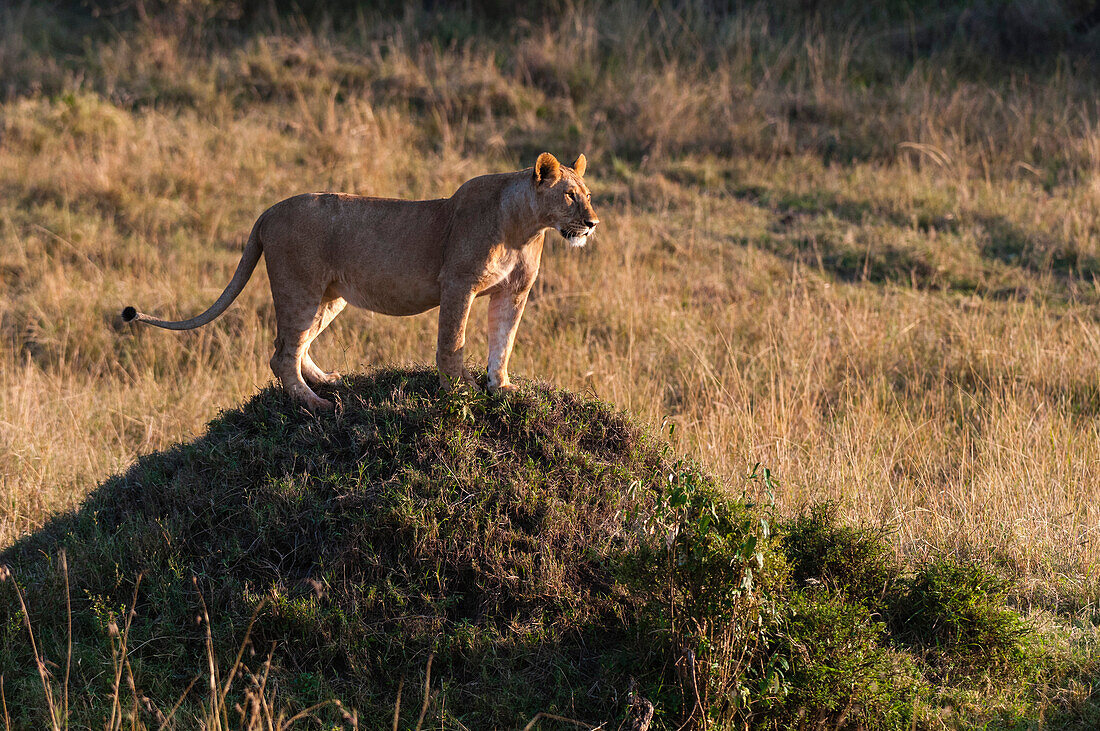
[{"xmin": 3, "ymin": 1, "xmax": 1100, "ymax": 606}]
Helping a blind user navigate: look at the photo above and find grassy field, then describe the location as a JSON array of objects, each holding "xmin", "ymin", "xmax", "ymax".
[{"xmin": 2, "ymin": 0, "xmax": 1100, "ymax": 724}]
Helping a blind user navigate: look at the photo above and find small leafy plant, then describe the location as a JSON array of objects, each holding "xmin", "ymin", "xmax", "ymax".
[{"xmin": 629, "ymin": 462, "xmax": 782, "ymax": 724}]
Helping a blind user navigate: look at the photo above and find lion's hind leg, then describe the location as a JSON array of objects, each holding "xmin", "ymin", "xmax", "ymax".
[
  {"xmin": 270, "ymin": 299, "xmax": 333, "ymax": 412},
  {"xmin": 301, "ymin": 293, "xmax": 348, "ymax": 386},
  {"xmin": 301, "ymin": 353, "xmax": 337, "ymax": 386}
]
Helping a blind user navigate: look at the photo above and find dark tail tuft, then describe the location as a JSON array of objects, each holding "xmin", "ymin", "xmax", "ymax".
[{"xmin": 121, "ymin": 306, "xmax": 138, "ymax": 322}]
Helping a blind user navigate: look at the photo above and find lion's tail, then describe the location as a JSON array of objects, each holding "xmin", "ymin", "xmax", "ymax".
[{"xmin": 121, "ymin": 216, "xmax": 265, "ymax": 331}]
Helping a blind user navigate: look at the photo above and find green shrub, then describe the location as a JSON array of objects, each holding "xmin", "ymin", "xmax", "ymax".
[
  {"xmin": 898, "ymin": 557, "xmax": 1028, "ymax": 666},
  {"xmin": 781, "ymin": 501, "xmax": 901, "ymax": 613},
  {"xmin": 624, "ymin": 463, "xmax": 784, "ymax": 725},
  {"xmin": 759, "ymin": 592, "xmax": 919, "ymax": 730}
]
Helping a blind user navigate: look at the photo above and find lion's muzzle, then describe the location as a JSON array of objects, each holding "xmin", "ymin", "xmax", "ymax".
[{"xmin": 561, "ymin": 218, "xmax": 599, "ymax": 247}]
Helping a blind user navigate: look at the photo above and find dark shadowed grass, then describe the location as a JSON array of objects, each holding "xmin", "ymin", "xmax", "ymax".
[{"xmin": 781, "ymin": 501, "xmax": 901, "ymax": 613}]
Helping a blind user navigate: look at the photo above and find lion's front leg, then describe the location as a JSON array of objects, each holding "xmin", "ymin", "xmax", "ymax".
[
  {"xmin": 487, "ymin": 288, "xmax": 529, "ymax": 392},
  {"xmin": 436, "ymin": 283, "xmax": 479, "ymax": 390}
]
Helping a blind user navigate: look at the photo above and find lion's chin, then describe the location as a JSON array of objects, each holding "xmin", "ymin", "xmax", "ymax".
[{"xmin": 566, "ymin": 235, "xmax": 588, "ymax": 248}]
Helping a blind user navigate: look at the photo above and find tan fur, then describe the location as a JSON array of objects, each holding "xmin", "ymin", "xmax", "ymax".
[{"xmin": 121, "ymin": 153, "xmax": 600, "ymax": 410}]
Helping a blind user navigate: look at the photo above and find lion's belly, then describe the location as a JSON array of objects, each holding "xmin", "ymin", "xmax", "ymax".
[
  {"xmin": 329, "ymin": 237, "xmax": 441, "ymax": 315},
  {"xmin": 332, "ymin": 271, "xmax": 439, "ymax": 316}
]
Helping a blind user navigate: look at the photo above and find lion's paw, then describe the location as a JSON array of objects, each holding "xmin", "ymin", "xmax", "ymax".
[{"xmin": 489, "ymin": 379, "xmax": 518, "ymax": 393}]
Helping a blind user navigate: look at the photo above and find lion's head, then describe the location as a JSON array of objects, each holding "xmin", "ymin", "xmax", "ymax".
[{"xmin": 533, "ymin": 152, "xmax": 600, "ymax": 247}]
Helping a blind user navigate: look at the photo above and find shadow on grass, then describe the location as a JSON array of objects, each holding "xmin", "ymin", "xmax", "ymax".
[
  {"xmin": 722, "ymin": 182, "xmax": 1099, "ymax": 297},
  {"xmin": 973, "ymin": 213, "xmax": 1100, "ymax": 281}
]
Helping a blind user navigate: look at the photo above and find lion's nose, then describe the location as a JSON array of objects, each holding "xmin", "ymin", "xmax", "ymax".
[{"xmin": 584, "ymin": 218, "xmax": 600, "ymax": 228}]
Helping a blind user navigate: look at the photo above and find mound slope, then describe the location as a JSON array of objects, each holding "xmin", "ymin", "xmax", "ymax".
[
  {"xmin": 0, "ymin": 369, "xmax": 740, "ymax": 727},
  {"xmin": 1, "ymin": 368, "xmax": 1058, "ymax": 729}
]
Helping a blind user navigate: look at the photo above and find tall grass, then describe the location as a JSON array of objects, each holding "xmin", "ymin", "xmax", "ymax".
[
  {"xmin": 1, "ymin": 557, "xmax": 360, "ymax": 729},
  {"xmin": 2, "ymin": 0, "xmax": 1099, "ymax": 606}
]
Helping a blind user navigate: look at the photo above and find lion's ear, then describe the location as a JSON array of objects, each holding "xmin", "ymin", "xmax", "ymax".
[
  {"xmin": 534, "ymin": 152, "xmax": 561, "ymax": 186},
  {"xmin": 573, "ymin": 154, "xmax": 587, "ymax": 177}
]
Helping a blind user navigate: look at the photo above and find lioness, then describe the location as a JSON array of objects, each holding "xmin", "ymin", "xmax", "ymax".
[{"xmin": 121, "ymin": 152, "xmax": 599, "ymax": 411}]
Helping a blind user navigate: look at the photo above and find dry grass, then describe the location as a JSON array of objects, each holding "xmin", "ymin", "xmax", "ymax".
[{"xmin": 2, "ymin": 0, "xmax": 1100, "ymax": 613}]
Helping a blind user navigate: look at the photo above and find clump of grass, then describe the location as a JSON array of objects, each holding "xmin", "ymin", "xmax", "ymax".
[
  {"xmin": 755, "ymin": 503, "xmax": 1038, "ymax": 728},
  {"xmin": 781, "ymin": 501, "xmax": 901, "ymax": 612},
  {"xmin": 763, "ymin": 593, "xmax": 919, "ymax": 730},
  {"xmin": 751, "ymin": 505, "xmax": 917, "ymax": 729},
  {"xmin": 0, "ymin": 369, "xmax": 1085, "ymax": 728},
  {"xmin": 900, "ymin": 556, "xmax": 1029, "ymax": 666},
  {"xmin": 781, "ymin": 502, "xmax": 1029, "ymax": 669}
]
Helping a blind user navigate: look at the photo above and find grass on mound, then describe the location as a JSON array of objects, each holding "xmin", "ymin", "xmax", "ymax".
[
  {"xmin": 0, "ymin": 368, "xmax": 770, "ymax": 728},
  {"xmin": 0, "ymin": 368, "xmax": 1090, "ymax": 729}
]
